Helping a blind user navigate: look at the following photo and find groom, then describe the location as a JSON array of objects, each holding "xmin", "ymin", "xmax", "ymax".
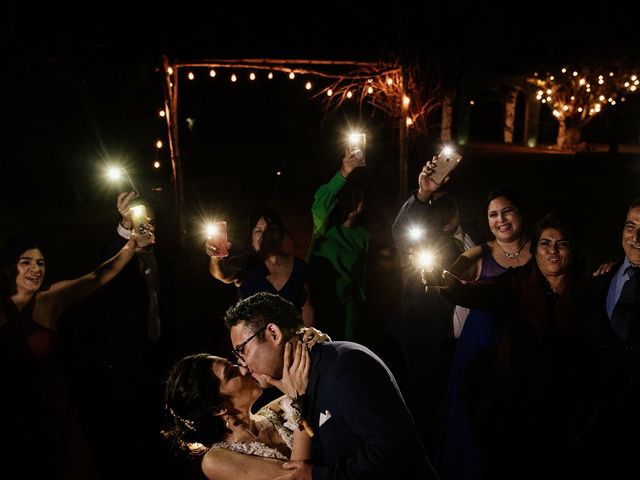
[{"xmin": 225, "ymin": 292, "xmax": 437, "ymax": 479}]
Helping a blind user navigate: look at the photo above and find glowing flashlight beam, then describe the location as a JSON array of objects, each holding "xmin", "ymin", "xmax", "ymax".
[
  {"xmin": 441, "ymin": 145, "xmax": 454, "ymax": 157},
  {"xmin": 130, "ymin": 205, "xmax": 147, "ymax": 222},
  {"xmin": 416, "ymin": 250, "xmax": 435, "ymax": 269},
  {"xmin": 408, "ymin": 226, "xmax": 424, "ymax": 241},
  {"xmin": 205, "ymin": 224, "xmax": 219, "ymax": 238},
  {"xmin": 106, "ymin": 165, "xmax": 139, "ymax": 195}
]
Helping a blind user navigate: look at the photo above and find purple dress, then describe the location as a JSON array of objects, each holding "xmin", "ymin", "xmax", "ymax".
[{"xmin": 439, "ymin": 244, "xmax": 507, "ymax": 480}]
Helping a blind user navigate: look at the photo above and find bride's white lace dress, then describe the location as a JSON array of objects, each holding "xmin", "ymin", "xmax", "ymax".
[{"xmin": 210, "ymin": 404, "xmax": 293, "ymax": 460}]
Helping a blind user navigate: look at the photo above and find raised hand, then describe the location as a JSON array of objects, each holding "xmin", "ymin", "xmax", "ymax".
[
  {"xmin": 117, "ymin": 191, "xmax": 138, "ymax": 229},
  {"xmin": 417, "ymin": 156, "xmax": 448, "ymax": 202},
  {"xmin": 130, "ymin": 227, "xmax": 155, "ymax": 251},
  {"xmin": 339, "ymin": 148, "xmax": 365, "ymax": 178},
  {"xmin": 205, "ymin": 238, "xmax": 231, "ymax": 258}
]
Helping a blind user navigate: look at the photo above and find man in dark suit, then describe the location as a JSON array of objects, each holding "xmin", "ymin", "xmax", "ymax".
[
  {"xmin": 583, "ymin": 198, "xmax": 640, "ymax": 477},
  {"xmin": 225, "ymin": 292, "xmax": 437, "ymax": 479}
]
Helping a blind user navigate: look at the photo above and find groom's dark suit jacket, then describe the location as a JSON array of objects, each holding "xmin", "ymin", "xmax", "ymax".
[
  {"xmin": 582, "ymin": 263, "xmax": 640, "ymax": 476},
  {"xmin": 305, "ymin": 341, "xmax": 438, "ymax": 479}
]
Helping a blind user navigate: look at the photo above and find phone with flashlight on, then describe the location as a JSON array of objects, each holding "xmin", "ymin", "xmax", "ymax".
[
  {"xmin": 130, "ymin": 205, "xmax": 152, "ymax": 242},
  {"xmin": 206, "ymin": 221, "xmax": 229, "ymax": 258},
  {"xmin": 347, "ymin": 132, "xmax": 366, "ymax": 165},
  {"xmin": 414, "ymin": 248, "xmax": 445, "ymax": 288},
  {"xmin": 429, "ymin": 145, "xmax": 462, "ymax": 184}
]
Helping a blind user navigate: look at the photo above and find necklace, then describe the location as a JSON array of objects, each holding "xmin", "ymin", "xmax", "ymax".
[{"xmin": 500, "ymin": 240, "xmax": 526, "ymax": 259}]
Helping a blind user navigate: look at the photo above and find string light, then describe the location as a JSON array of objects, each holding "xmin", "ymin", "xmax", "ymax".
[
  {"xmin": 153, "ymin": 161, "xmax": 161, "ymax": 169},
  {"xmin": 156, "ymin": 140, "xmax": 163, "ymax": 149},
  {"xmin": 249, "ymin": 72, "xmax": 256, "ymax": 80},
  {"xmin": 305, "ymin": 81, "xmax": 312, "ymax": 90},
  {"xmin": 159, "ymin": 110, "xmax": 165, "ymax": 118},
  {"xmin": 268, "ymin": 72, "xmax": 273, "ymax": 79},
  {"xmin": 231, "ymin": 74, "xmax": 237, "ymax": 82},
  {"xmin": 188, "ymin": 72, "xmax": 195, "ymax": 80},
  {"xmin": 209, "ymin": 69, "xmax": 216, "ymax": 77},
  {"xmin": 289, "ymin": 72, "xmax": 295, "ymax": 79}
]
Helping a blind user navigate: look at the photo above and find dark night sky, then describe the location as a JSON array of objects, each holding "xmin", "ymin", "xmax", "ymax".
[{"xmin": 1, "ymin": 4, "xmax": 639, "ymax": 214}]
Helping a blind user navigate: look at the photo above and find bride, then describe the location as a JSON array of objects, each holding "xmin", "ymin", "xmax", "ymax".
[{"xmin": 163, "ymin": 334, "xmax": 319, "ymax": 479}]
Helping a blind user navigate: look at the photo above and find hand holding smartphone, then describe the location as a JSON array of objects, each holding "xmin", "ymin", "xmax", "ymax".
[
  {"xmin": 206, "ymin": 221, "xmax": 229, "ymax": 257},
  {"xmin": 347, "ymin": 132, "xmax": 366, "ymax": 166},
  {"xmin": 428, "ymin": 146, "xmax": 462, "ymax": 184},
  {"xmin": 130, "ymin": 204, "xmax": 153, "ymax": 242}
]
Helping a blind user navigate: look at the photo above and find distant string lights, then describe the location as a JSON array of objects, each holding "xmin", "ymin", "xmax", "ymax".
[
  {"xmin": 528, "ymin": 67, "xmax": 639, "ymax": 146},
  {"xmin": 161, "ymin": 60, "xmax": 410, "ymax": 125},
  {"xmin": 176, "ymin": 64, "xmax": 405, "ymax": 116}
]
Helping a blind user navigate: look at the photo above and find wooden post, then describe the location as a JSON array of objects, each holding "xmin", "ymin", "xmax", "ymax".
[
  {"xmin": 162, "ymin": 56, "xmax": 187, "ymax": 246},
  {"xmin": 398, "ymin": 67, "xmax": 409, "ymax": 203}
]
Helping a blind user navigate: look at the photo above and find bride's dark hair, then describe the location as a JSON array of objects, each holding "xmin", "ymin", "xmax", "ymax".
[{"xmin": 163, "ymin": 354, "xmax": 229, "ymax": 456}]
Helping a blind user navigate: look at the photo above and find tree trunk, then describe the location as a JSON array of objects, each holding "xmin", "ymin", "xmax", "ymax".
[
  {"xmin": 503, "ymin": 90, "xmax": 517, "ymax": 143},
  {"xmin": 556, "ymin": 120, "xmax": 581, "ymax": 150}
]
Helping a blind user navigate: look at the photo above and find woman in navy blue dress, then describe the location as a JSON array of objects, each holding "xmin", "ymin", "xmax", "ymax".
[{"xmin": 438, "ymin": 189, "xmax": 531, "ymax": 480}]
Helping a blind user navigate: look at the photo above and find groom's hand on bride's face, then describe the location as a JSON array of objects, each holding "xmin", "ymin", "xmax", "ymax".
[{"xmin": 261, "ymin": 341, "xmax": 310, "ymax": 398}]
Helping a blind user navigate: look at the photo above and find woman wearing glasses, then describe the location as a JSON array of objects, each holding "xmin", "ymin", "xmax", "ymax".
[
  {"xmin": 430, "ymin": 213, "xmax": 590, "ymax": 479},
  {"xmin": 163, "ymin": 329, "xmax": 327, "ymax": 480}
]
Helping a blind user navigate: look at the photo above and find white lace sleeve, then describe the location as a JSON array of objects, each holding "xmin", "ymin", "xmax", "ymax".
[
  {"xmin": 209, "ymin": 441, "xmax": 288, "ymax": 461},
  {"xmin": 256, "ymin": 404, "xmax": 294, "ymax": 449}
]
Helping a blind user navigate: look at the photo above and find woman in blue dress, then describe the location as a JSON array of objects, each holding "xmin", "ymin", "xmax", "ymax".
[{"xmin": 438, "ymin": 188, "xmax": 531, "ymax": 480}]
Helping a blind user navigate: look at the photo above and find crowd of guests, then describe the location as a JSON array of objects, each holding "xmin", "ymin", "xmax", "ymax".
[{"xmin": 1, "ymin": 145, "xmax": 639, "ymax": 479}]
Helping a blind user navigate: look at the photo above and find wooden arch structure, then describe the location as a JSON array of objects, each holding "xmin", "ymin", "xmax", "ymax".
[{"xmin": 160, "ymin": 56, "xmax": 410, "ymax": 242}]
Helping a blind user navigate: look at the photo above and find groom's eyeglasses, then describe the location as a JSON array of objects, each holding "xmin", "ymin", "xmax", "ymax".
[{"xmin": 231, "ymin": 325, "xmax": 268, "ymax": 361}]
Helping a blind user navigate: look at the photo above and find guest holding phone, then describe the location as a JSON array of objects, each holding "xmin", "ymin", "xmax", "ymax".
[{"xmin": 0, "ymin": 228, "xmax": 152, "ymax": 478}]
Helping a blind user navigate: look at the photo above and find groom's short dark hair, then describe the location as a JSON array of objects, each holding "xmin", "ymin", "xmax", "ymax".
[{"xmin": 224, "ymin": 292, "xmax": 302, "ymax": 340}]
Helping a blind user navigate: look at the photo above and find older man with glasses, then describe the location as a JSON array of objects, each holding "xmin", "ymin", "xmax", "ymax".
[{"xmin": 583, "ymin": 198, "xmax": 640, "ymax": 478}]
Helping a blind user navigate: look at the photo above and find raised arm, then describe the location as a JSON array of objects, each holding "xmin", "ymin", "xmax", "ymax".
[
  {"xmin": 40, "ymin": 233, "xmax": 152, "ymax": 328},
  {"xmin": 391, "ymin": 158, "xmax": 447, "ymax": 265},
  {"xmin": 206, "ymin": 240, "xmax": 249, "ymax": 286},
  {"xmin": 310, "ymin": 150, "xmax": 364, "ymax": 238}
]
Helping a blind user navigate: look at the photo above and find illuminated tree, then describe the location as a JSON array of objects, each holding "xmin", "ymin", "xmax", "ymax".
[
  {"xmin": 528, "ymin": 67, "xmax": 639, "ymax": 150},
  {"xmin": 319, "ymin": 63, "xmax": 450, "ymax": 138}
]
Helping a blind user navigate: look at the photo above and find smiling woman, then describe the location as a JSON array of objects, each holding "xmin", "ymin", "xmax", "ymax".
[
  {"xmin": 431, "ymin": 212, "xmax": 591, "ymax": 478},
  {"xmin": 0, "ymin": 231, "xmax": 152, "ymax": 478}
]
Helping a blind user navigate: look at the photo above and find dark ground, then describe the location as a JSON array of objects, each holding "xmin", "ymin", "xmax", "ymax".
[{"xmin": 1, "ymin": 142, "xmax": 639, "ymax": 478}]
